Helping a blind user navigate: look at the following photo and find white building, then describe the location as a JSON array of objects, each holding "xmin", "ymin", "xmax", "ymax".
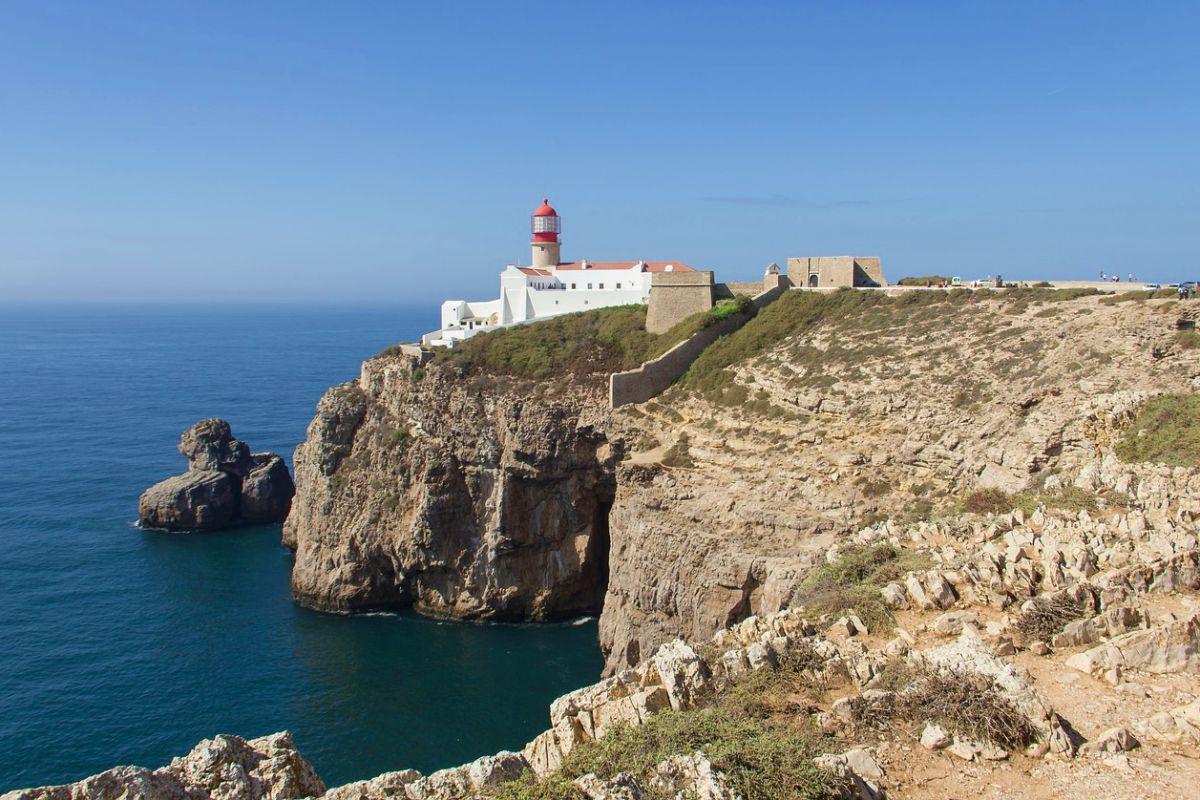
[{"xmin": 422, "ymin": 199, "xmax": 695, "ymax": 347}]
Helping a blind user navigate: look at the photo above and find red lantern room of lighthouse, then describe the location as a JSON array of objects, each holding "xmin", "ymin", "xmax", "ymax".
[{"xmin": 530, "ymin": 198, "xmax": 562, "ymax": 270}]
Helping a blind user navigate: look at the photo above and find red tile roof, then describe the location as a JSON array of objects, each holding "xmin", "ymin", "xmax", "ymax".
[
  {"xmin": 518, "ymin": 267, "xmax": 555, "ymax": 276},
  {"xmin": 554, "ymin": 261, "xmax": 695, "ymax": 272}
]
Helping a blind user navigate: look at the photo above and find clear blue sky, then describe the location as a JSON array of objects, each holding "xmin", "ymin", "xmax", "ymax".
[{"xmin": 2, "ymin": 1, "xmax": 1197, "ymax": 303}]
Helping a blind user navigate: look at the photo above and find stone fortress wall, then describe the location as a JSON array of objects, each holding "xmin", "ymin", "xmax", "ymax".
[
  {"xmin": 787, "ymin": 256, "xmax": 886, "ymax": 289},
  {"xmin": 610, "ymin": 280, "xmax": 787, "ymax": 408},
  {"xmin": 645, "ymin": 271, "xmax": 717, "ymax": 335}
]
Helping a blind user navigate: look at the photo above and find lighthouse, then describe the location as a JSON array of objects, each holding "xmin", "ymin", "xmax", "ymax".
[
  {"xmin": 530, "ymin": 198, "xmax": 561, "ymax": 270},
  {"xmin": 421, "ymin": 198, "xmax": 698, "ymax": 347}
]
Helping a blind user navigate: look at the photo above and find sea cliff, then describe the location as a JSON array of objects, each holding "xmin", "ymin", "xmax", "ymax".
[
  {"xmin": 11, "ymin": 291, "xmax": 1200, "ymax": 800},
  {"xmin": 284, "ymin": 353, "xmax": 617, "ymax": 619}
]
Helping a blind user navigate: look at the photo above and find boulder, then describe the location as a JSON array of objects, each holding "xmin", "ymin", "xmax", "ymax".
[
  {"xmin": 138, "ymin": 419, "xmax": 294, "ymax": 532},
  {"xmin": 1132, "ymin": 697, "xmax": 1200, "ymax": 744},
  {"xmin": 574, "ymin": 772, "xmax": 644, "ymax": 800},
  {"xmin": 1066, "ymin": 614, "xmax": 1200, "ymax": 676},
  {"xmin": 653, "ymin": 752, "xmax": 739, "ymax": 800},
  {"xmin": 1079, "ymin": 726, "xmax": 1140, "ymax": 755},
  {"xmin": 138, "ymin": 470, "xmax": 238, "ymax": 532},
  {"xmin": 323, "ymin": 769, "xmax": 422, "ymax": 800},
  {"xmin": 812, "ymin": 748, "xmax": 885, "ymax": 799}
]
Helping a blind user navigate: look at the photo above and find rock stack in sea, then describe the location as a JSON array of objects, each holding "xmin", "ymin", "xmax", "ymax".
[{"xmin": 138, "ymin": 418, "xmax": 295, "ymax": 532}]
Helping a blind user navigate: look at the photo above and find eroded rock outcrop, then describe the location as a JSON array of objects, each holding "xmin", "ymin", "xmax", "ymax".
[
  {"xmin": 283, "ymin": 356, "xmax": 617, "ymax": 617},
  {"xmin": 1, "ymin": 732, "xmax": 322, "ymax": 800},
  {"xmin": 139, "ymin": 419, "xmax": 294, "ymax": 532}
]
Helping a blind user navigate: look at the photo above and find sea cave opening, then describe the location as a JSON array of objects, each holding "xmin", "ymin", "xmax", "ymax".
[{"xmin": 585, "ymin": 491, "xmax": 613, "ymax": 615}]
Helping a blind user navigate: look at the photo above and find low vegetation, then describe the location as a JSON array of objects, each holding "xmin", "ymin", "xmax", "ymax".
[
  {"xmin": 496, "ymin": 658, "xmax": 837, "ymax": 800},
  {"xmin": 960, "ymin": 485, "xmax": 1105, "ymax": 516},
  {"xmin": 679, "ymin": 287, "xmax": 1102, "ymax": 407},
  {"xmin": 660, "ymin": 433, "xmax": 695, "ymax": 468},
  {"xmin": 795, "ymin": 542, "xmax": 930, "ymax": 630},
  {"xmin": 433, "ymin": 305, "xmax": 657, "ymax": 380},
  {"xmin": 859, "ymin": 662, "xmax": 1040, "ymax": 751},
  {"xmin": 1014, "ymin": 593, "xmax": 1088, "ymax": 642},
  {"xmin": 644, "ymin": 295, "xmax": 755, "ymax": 361},
  {"xmin": 430, "ymin": 297, "xmax": 758, "ymax": 383},
  {"xmin": 1115, "ymin": 393, "xmax": 1200, "ymax": 467},
  {"xmin": 897, "ymin": 275, "xmax": 952, "ymax": 286}
]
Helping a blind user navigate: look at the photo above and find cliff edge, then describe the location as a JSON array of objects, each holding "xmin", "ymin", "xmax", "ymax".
[{"xmin": 283, "ymin": 344, "xmax": 620, "ymax": 619}]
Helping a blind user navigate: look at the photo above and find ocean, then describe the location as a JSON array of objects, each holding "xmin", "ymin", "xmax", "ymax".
[{"xmin": 0, "ymin": 305, "xmax": 604, "ymax": 791}]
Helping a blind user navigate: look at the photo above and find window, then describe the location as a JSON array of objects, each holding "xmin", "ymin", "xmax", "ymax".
[
  {"xmin": 571, "ymin": 283, "xmax": 576, "ymax": 289},
  {"xmin": 616, "ymin": 282, "xmax": 622, "ymax": 289},
  {"xmin": 599, "ymin": 283, "xmax": 605, "ymax": 289},
  {"xmin": 587, "ymin": 283, "xmax": 593, "ymax": 289}
]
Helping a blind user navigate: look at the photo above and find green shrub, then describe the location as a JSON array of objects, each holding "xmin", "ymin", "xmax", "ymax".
[
  {"xmin": 961, "ymin": 488, "xmax": 1014, "ymax": 515},
  {"xmin": 433, "ymin": 305, "xmax": 657, "ymax": 380},
  {"xmin": 796, "ymin": 543, "xmax": 930, "ymax": 630},
  {"xmin": 496, "ymin": 660, "xmax": 838, "ymax": 800},
  {"xmin": 1115, "ymin": 394, "xmax": 1200, "ymax": 466},
  {"xmin": 661, "ymin": 433, "xmax": 694, "ymax": 468},
  {"xmin": 383, "ymin": 428, "xmax": 410, "ymax": 450},
  {"xmin": 1178, "ymin": 329, "xmax": 1200, "ymax": 349},
  {"xmin": 897, "ymin": 275, "xmax": 951, "ymax": 286}
]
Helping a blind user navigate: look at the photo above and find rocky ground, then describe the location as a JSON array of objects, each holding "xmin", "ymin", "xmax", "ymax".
[{"xmin": 41, "ymin": 289, "xmax": 1200, "ymax": 799}]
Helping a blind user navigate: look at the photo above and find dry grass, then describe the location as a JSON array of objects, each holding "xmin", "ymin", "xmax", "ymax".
[
  {"xmin": 856, "ymin": 663, "xmax": 1040, "ymax": 751},
  {"xmin": 1014, "ymin": 594, "xmax": 1088, "ymax": 641}
]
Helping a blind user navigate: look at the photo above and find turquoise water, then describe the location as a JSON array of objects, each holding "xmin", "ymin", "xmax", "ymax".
[{"xmin": 0, "ymin": 306, "xmax": 603, "ymax": 791}]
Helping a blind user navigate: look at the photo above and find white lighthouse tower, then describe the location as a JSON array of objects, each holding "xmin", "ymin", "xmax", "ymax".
[{"xmin": 530, "ymin": 198, "xmax": 561, "ymax": 270}]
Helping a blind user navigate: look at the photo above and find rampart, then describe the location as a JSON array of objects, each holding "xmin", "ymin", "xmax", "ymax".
[
  {"xmin": 645, "ymin": 271, "xmax": 715, "ymax": 334},
  {"xmin": 610, "ymin": 284, "xmax": 786, "ymax": 408}
]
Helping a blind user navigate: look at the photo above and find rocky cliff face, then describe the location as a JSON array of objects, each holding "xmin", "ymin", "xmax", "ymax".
[
  {"xmin": 285, "ymin": 293, "xmax": 1200, "ymax": 675},
  {"xmin": 284, "ymin": 355, "xmax": 618, "ymax": 618},
  {"xmin": 596, "ymin": 292, "xmax": 1200, "ymax": 671}
]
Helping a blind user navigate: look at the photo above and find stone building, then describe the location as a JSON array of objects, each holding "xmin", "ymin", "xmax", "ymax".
[{"xmin": 787, "ymin": 256, "xmax": 886, "ymax": 288}]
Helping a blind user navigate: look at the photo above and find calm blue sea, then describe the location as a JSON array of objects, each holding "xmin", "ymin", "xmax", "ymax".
[{"xmin": 0, "ymin": 305, "xmax": 603, "ymax": 792}]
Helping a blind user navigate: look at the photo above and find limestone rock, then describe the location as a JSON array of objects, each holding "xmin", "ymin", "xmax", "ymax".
[
  {"xmin": 574, "ymin": 772, "xmax": 644, "ymax": 800},
  {"xmin": 138, "ymin": 419, "xmax": 293, "ymax": 532},
  {"xmin": 1066, "ymin": 614, "xmax": 1200, "ymax": 676},
  {"xmin": 323, "ymin": 769, "xmax": 422, "ymax": 800},
  {"xmin": 920, "ymin": 722, "xmax": 951, "ymax": 750},
  {"xmin": 653, "ymin": 752, "xmax": 739, "ymax": 800},
  {"xmin": 2, "ymin": 732, "xmax": 322, "ymax": 800},
  {"xmin": 1079, "ymin": 726, "xmax": 1140, "ymax": 755},
  {"xmin": 812, "ymin": 748, "xmax": 885, "ymax": 799},
  {"xmin": 285, "ymin": 358, "xmax": 616, "ymax": 617},
  {"xmin": 179, "ymin": 418, "xmax": 251, "ymax": 475},
  {"xmin": 139, "ymin": 469, "xmax": 238, "ymax": 532},
  {"xmin": 1132, "ymin": 697, "xmax": 1200, "ymax": 743},
  {"xmin": 241, "ymin": 454, "xmax": 296, "ymax": 524}
]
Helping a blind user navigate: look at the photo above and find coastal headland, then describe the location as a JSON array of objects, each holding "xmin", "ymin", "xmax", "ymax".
[{"xmin": 11, "ymin": 286, "xmax": 1200, "ymax": 799}]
